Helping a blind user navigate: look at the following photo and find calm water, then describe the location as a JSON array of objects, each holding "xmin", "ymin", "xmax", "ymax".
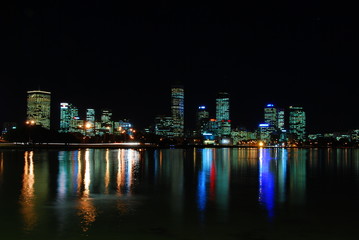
[{"xmin": 0, "ymin": 148, "xmax": 359, "ymax": 240}]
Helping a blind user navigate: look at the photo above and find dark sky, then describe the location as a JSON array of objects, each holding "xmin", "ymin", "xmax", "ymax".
[{"xmin": 1, "ymin": 1, "xmax": 358, "ymax": 133}]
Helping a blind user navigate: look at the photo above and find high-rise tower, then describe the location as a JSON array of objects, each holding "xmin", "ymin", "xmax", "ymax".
[
  {"xmin": 86, "ymin": 109, "xmax": 96, "ymax": 136},
  {"xmin": 288, "ymin": 106, "xmax": 306, "ymax": 141},
  {"xmin": 59, "ymin": 102, "xmax": 80, "ymax": 133},
  {"xmin": 171, "ymin": 84, "xmax": 184, "ymax": 137},
  {"xmin": 264, "ymin": 104, "xmax": 277, "ymax": 129},
  {"xmin": 26, "ymin": 90, "xmax": 51, "ymax": 130},
  {"xmin": 197, "ymin": 106, "xmax": 209, "ymax": 135},
  {"xmin": 216, "ymin": 91, "xmax": 231, "ymax": 136}
]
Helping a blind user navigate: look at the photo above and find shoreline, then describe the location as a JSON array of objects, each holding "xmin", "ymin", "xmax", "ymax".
[{"xmin": 0, "ymin": 142, "xmax": 358, "ymax": 150}]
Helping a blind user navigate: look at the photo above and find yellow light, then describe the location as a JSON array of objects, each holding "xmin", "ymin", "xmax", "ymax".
[
  {"xmin": 258, "ymin": 141, "xmax": 264, "ymax": 147},
  {"xmin": 26, "ymin": 120, "xmax": 35, "ymax": 125},
  {"xmin": 85, "ymin": 122, "xmax": 92, "ymax": 129}
]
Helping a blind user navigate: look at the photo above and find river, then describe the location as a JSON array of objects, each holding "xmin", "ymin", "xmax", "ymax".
[{"xmin": 0, "ymin": 148, "xmax": 358, "ymax": 239}]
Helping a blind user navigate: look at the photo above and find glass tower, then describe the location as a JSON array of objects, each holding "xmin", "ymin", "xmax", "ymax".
[
  {"xmin": 27, "ymin": 90, "xmax": 51, "ymax": 130},
  {"xmin": 59, "ymin": 102, "xmax": 80, "ymax": 133},
  {"xmin": 216, "ymin": 92, "xmax": 231, "ymax": 136},
  {"xmin": 289, "ymin": 106, "xmax": 306, "ymax": 141},
  {"xmin": 277, "ymin": 108, "xmax": 285, "ymax": 131},
  {"xmin": 197, "ymin": 106, "xmax": 209, "ymax": 135},
  {"xmin": 171, "ymin": 85, "xmax": 184, "ymax": 137},
  {"xmin": 86, "ymin": 109, "xmax": 95, "ymax": 136},
  {"xmin": 264, "ymin": 104, "xmax": 277, "ymax": 129},
  {"xmin": 101, "ymin": 109, "xmax": 113, "ymax": 134},
  {"xmin": 60, "ymin": 103, "xmax": 70, "ymax": 132}
]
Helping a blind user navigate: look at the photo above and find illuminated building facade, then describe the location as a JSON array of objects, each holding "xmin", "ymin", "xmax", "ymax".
[
  {"xmin": 171, "ymin": 85, "xmax": 184, "ymax": 137},
  {"xmin": 216, "ymin": 92, "xmax": 231, "ymax": 136},
  {"xmin": 100, "ymin": 109, "xmax": 113, "ymax": 134},
  {"xmin": 59, "ymin": 102, "xmax": 81, "ymax": 133},
  {"xmin": 258, "ymin": 123, "xmax": 271, "ymax": 143},
  {"xmin": 27, "ymin": 90, "xmax": 51, "ymax": 130},
  {"xmin": 206, "ymin": 119, "xmax": 220, "ymax": 138},
  {"xmin": 155, "ymin": 115, "xmax": 173, "ymax": 137},
  {"xmin": 288, "ymin": 106, "xmax": 306, "ymax": 141},
  {"xmin": 277, "ymin": 108, "xmax": 285, "ymax": 131},
  {"xmin": 264, "ymin": 104, "xmax": 277, "ymax": 131},
  {"xmin": 60, "ymin": 103, "xmax": 70, "ymax": 132},
  {"xmin": 197, "ymin": 106, "xmax": 209, "ymax": 135},
  {"xmin": 86, "ymin": 109, "xmax": 95, "ymax": 136}
]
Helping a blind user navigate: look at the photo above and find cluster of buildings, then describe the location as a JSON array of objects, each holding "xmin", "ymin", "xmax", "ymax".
[
  {"xmin": 152, "ymin": 85, "xmax": 307, "ymax": 146},
  {"xmin": 59, "ymin": 103, "xmax": 135, "ymax": 137},
  {"xmin": 21, "ymin": 90, "xmax": 136, "ymax": 138},
  {"xmin": 1, "ymin": 86, "xmax": 358, "ymax": 146}
]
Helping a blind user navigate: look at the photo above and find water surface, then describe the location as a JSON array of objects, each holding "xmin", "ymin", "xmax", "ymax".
[{"xmin": 0, "ymin": 148, "xmax": 358, "ymax": 239}]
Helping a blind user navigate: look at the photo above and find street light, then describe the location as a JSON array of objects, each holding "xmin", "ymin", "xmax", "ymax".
[
  {"xmin": 26, "ymin": 120, "xmax": 35, "ymax": 126},
  {"xmin": 25, "ymin": 120, "xmax": 35, "ymax": 144}
]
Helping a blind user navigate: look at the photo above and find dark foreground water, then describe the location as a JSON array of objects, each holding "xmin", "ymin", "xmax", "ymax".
[{"xmin": 0, "ymin": 148, "xmax": 359, "ymax": 240}]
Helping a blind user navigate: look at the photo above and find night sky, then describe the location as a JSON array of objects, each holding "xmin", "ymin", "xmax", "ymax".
[{"xmin": 1, "ymin": 1, "xmax": 357, "ymax": 133}]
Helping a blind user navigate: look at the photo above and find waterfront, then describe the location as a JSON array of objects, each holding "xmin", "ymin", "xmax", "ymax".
[{"xmin": 0, "ymin": 148, "xmax": 359, "ymax": 239}]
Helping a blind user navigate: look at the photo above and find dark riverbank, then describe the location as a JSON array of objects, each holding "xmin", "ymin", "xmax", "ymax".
[{"xmin": 1, "ymin": 142, "xmax": 358, "ymax": 150}]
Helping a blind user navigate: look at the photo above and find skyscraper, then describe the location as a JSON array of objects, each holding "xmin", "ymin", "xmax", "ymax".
[
  {"xmin": 27, "ymin": 90, "xmax": 51, "ymax": 130},
  {"xmin": 86, "ymin": 109, "xmax": 96, "ymax": 136},
  {"xmin": 100, "ymin": 109, "xmax": 113, "ymax": 134},
  {"xmin": 59, "ymin": 102, "xmax": 80, "ymax": 133},
  {"xmin": 264, "ymin": 104, "xmax": 277, "ymax": 130},
  {"xmin": 277, "ymin": 108, "xmax": 285, "ymax": 131},
  {"xmin": 216, "ymin": 91, "xmax": 231, "ymax": 136},
  {"xmin": 60, "ymin": 103, "xmax": 70, "ymax": 132},
  {"xmin": 289, "ymin": 106, "xmax": 306, "ymax": 141},
  {"xmin": 171, "ymin": 84, "xmax": 184, "ymax": 137},
  {"xmin": 197, "ymin": 106, "xmax": 209, "ymax": 135}
]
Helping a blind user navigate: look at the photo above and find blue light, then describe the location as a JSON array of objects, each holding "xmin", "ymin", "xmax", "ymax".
[
  {"xmin": 259, "ymin": 148, "xmax": 275, "ymax": 220},
  {"xmin": 266, "ymin": 104, "xmax": 274, "ymax": 107},
  {"xmin": 199, "ymin": 106, "xmax": 206, "ymax": 110},
  {"xmin": 259, "ymin": 123, "xmax": 270, "ymax": 127}
]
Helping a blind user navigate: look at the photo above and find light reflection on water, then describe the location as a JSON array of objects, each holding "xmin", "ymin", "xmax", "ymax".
[
  {"xmin": 0, "ymin": 148, "xmax": 359, "ymax": 239},
  {"xmin": 20, "ymin": 151, "xmax": 37, "ymax": 232}
]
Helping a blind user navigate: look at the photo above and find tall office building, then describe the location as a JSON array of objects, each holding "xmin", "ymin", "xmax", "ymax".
[
  {"xmin": 216, "ymin": 91, "xmax": 231, "ymax": 136},
  {"xmin": 86, "ymin": 109, "xmax": 96, "ymax": 136},
  {"xmin": 264, "ymin": 104, "xmax": 277, "ymax": 129},
  {"xmin": 288, "ymin": 106, "xmax": 306, "ymax": 141},
  {"xmin": 60, "ymin": 103, "xmax": 71, "ymax": 132},
  {"xmin": 264, "ymin": 104, "xmax": 286, "ymax": 132},
  {"xmin": 258, "ymin": 123, "xmax": 271, "ymax": 143},
  {"xmin": 277, "ymin": 108, "xmax": 285, "ymax": 131},
  {"xmin": 197, "ymin": 106, "xmax": 209, "ymax": 135},
  {"xmin": 100, "ymin": 109, "xmax": 113, "ymax": 134},
  {"xmin": 59, "ymin": 102, "xmax": 80, "ymax": 133},
  {"xmin": 171, "ymin": 84, "xmax": 184, "ymax": 137},
  {"xmin": 27, "ymin": 90, "xmax": 51, "ymax": 130}
]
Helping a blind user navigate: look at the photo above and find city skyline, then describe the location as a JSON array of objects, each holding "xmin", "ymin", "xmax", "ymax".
[
  {"xmin": 1, "ymin": 85, "xmax": 357, "ymax": 135},
  {"xmin": 1, "ymin": 2, "xmax": 357, "ymax": 133}
]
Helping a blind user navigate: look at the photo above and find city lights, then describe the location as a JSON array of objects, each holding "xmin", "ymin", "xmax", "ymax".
[{"xmin": 1, "ymin": 87, "xmax": 358, "ymax": 148}]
